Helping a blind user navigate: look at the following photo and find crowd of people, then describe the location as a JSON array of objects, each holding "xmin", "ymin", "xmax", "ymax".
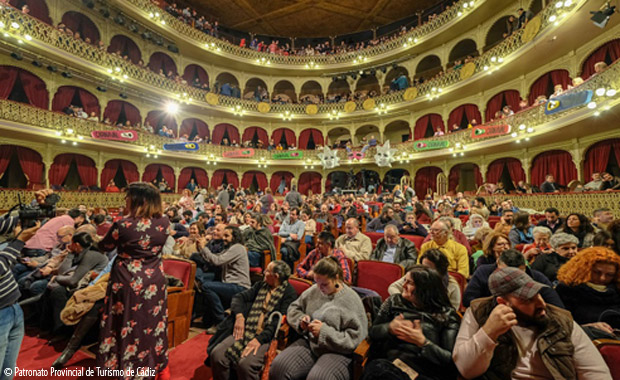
[{"xmin": 2, "ymin": 178, "xmax": 620, "ymax": 379}]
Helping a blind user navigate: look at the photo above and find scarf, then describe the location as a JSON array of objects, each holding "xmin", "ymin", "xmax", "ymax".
[{"xmin": 225, "ymin": 281, "xmax": 288, "ymax": 363}]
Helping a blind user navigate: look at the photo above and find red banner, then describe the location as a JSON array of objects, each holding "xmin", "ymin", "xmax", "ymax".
[
  {"xmin": 471, "ymin": 124, "xmax": 510, "ymax": 139},
  {"xmin": 222, "ymin": 149, "xmax": 255, "ymax": 158},
  {"xmin": 91, "ymin": 130, "xmax": 138, "ymax": 142}
]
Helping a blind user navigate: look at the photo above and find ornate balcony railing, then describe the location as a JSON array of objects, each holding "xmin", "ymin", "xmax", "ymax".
[
  {"xmin": 122, "ymin": 0, "xmax": 482, "ymax": 67},
  {"xmin": 0, "ymin": 0, "xmax": 580, "ymax": 118}
]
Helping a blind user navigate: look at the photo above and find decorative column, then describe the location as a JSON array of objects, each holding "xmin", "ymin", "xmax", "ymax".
[
  {"xmin": 521, "ymin": 154, "xmax": 532, "ymax": 185},
  {"xmin": 43, "ymin": 144, "xmax": 54, "ymax": 188},
  {"xmin": 174, "ymin": 165, "xmax": 182, "ymax": 193},
  {"xmin": 137, "ymin": 159, "xmax": 146, "ymax": 183},
  {"xmin": 570, "ymin": 145, "xmax": 584, "ymax": 182},
  {"xmin": 478, "ymin": 161, "xmax": 488, "ymax": 183}
]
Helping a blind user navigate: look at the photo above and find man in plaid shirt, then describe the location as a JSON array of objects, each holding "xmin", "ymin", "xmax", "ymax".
[{"xmin": 296, "ymin": 231, "xmax": 351, "ymax": 283}]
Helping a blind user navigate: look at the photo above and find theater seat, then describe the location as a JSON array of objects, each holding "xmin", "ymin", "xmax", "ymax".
[
  {"xmin": 356, "ymin": 260, "xmax": 404, "ymax": 300},
  {"xmin": 163, "ymin": 258, "xmax": 196, "ymax": 347},
  {"xmin": 448, "ymin": 271, "xmax": 466, "ymax": 312},
  {"xmin": 289, "ymin": 277, "xmax": 313, "ymax": 296},
  {"xmin": 364, "ymin": 232, "xmax": 384, "ymax": 247},
  {"xmin": 594, "ymin": 339, "xmax": 620, "ymax": 379},
  {"xmin": 402, "ymin": 234, "xmax": 424, "ymax": 250}
]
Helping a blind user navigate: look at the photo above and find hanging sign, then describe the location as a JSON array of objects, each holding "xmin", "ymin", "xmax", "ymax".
[
  {"xmin": 222, "ymin": 149, "xmax": 255, "ymax": 158},
  {"xmin": 272, "ymin": 151, "xmax": 303, "ymax": 160},
  {"xmin": 413, "ymin": 140, "xmax": 450, "ymax": 151},
  {"xmin": 471, "ymin": 124, "xmax": 511, "ymax": 139},
  {"xmin": 163, "ymin": 142, "xmax": 199, "ymax": 151},
  {"xmin": 91, "ymin": 130, "xmax": 138, "ymax": 142},
  {"xmin": 544, "ymin": 90, "xmax": 593, "ymax": 115}
]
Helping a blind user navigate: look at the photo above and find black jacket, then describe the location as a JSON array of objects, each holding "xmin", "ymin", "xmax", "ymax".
[
  {"xmin": 556, "ymin": 283, "xmax": 620, "ymax": 328},
  {"xmin": 536, "ymin": 218, "xmax": 565, "ymax": 234},
  {"xmin": 370, "ymin": 238, "xmax": 417, "ymax": 268},
  {"xmin": 463, "ymin": 263, "xmax": 564, "ymax": 308},
  {"xmin": 531, "ymin": 252, "xmax": 569, "ymax": 282},
  {"xmin": 369, "ymin": 294, "xmax": 459, "ymax": 380}
]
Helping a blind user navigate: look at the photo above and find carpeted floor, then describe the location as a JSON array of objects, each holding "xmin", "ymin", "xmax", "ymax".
[{"xmin": 14, "ymin": 328, "xmax": 213, "ymax": 380}]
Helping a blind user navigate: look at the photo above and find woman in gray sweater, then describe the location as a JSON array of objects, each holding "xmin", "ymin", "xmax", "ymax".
[{"xmin": 269, "ymin": 256, "xmax": 368, "ymax": 380}]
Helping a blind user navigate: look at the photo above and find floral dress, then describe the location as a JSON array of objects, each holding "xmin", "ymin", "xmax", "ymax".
[{"xmin": 96, "ymin": 216, "xmax": 170, "ymax": 379}]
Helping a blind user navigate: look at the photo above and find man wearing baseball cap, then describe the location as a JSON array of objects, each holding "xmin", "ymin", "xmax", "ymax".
[{"xmin": 453, "ymin": 267, "xmax": 611, "ymax": 379}]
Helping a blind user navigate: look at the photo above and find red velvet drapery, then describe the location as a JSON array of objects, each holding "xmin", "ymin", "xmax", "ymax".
[
  {"xmin": 178, "ymin": 167, "xmax": 209, "ymax": 189},
  {"xmin": 210, "ymin": 169, "xmax": 239, "ymax": 189},
  {"xmin": 414, "ymin": 114, "xmax": 444, "ymax": 140},
  {"xmin": 179, "ymin": 119, "xmax": 209, "ymax": 139},
  {"xmin": 145, "ymin": 110, "xmax": 178, "ymax": 135},
  {"xmin": 52, "ymin": 86, "xmax": 100, "ymax": 116},
  {"xmin": 15, "ymin": 146, "xmax": 43, "ymax": 187},
  {"xmin": 581, "ymin": 39, "xmax": 620, "ymax": 79},
  {"xmin": 104, "ymin": 100, "xmax": 141, "ymax": 125},
  {"xmin": 270, "ymin": 171, "xmax": 294, "ymax": 194},
  {"xmin": 485, "ymin": 90, "xmax": 520, "ymax": 121},
  {"xmin": 148, "ymin": 52, "xmax": 177, "ymax": 75},
  {"xmin": 212, "ymin": 124, "xmax": 240, "ymax": 144},
  {"xmin": 61, "ymin": 11, "xmax": 100, "ymax": 43},
  {"xmin": 448, "ymin": 164, "xmax": 483, "ymax": 191},
  {"xmin": 241, "ymin": 171, "xmax": 268, "ymax": 190},
  {"xmin": 9, "ymin": 0, "xmax": 52, "ymax": 24},
  {"xmin": 74, "ymin": 155, "xmax": 97, "ymax": 187},
  {"xmin": 0, "ymin": 146, "xmax": 14, "ymax": 182},
  {"xmin": 298, "ymin": 129, "xmax": 324, "ymax": 149},
  {"xmin": 584, "ymin": 139, "xmax": 620, "ymax": 180},
  {"xmin": 299, "ymin": 171, "xmax": 322, "ymax": 195},
  {"xmin": 0, "ymin": 66, "xmax": 19, "ymax": 100},
  {"xmin": 101, "ymin": 160, "xmax": 138, "ymax": 189},
  {"xmin": 142, "ymin": 164, "xmax": 175, "ymax": 190},
  {"xmin": 241, "ymin": 127, "xmax": 269, "ymax": 146},
  {"xmin": 182, "ymin": 64, "xmax": 209, "ymax": 85},
  {"xmin": 20, "ymin": 70, "xmax": 49, "ymax": 109},
  {"xmin": 272, "ymin": 128, "xmax": 296, "ymax": 147},
  {"xmin": 415, "ymin": 167, "xmax": 442, "ymax": 197},
  {"xmin": 447, "ymin": 106, "xmax": 464, "ymax": 129},
  {"xmin": 528, "ymin": 70, "xmax": 571, "ymax": 104},
  {"xmin": 49, "ymin": 154, "xmax": 96, "ymax": 187},
  {"xmin": 107, "ymin": 35, "xmax": 142, "ymax": 64},
  {"xmin": 486, "ymin": 158, "xmax": 525, "ymax": 184},
  {"xmin": 531, "ymin": 150, "xmax": 577, "ymax": 186}
]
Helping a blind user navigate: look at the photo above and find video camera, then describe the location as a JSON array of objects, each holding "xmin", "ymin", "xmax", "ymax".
[{"xmin": 16, "ymin": 193, "xmax": 60, "ymax": 228}]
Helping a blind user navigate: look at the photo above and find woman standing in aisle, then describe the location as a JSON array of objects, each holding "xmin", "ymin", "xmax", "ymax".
[{"xmin": 96, "ymin": 182, "xmax": 170, "ymax": 379}]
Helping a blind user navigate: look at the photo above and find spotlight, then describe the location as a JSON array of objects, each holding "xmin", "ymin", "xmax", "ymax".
[
  {"xmin": 31, "ymin": 59, "xmax": 42, "ymax": 67},
  {"xmin": 154, "ymin": 37, "xmax": 164, "ymax": 46},
  {"xmin": 47, "ymin": 65, "xmax": 57, "ymax": 72},
  {"xmin": 61, "ymin": 71, "xmax": 72, "ymax": 78},
  {"xmin": 96, "ymin": 86, "xmax": 107, "ymax": 92},
  {"xmin": 167, "ymin": 44, "xmax": 179, "ymax": 53},
  {"xmin": 99, "ymin": 7, "xmax": 110, "ymax": 18},
  {"xmin": 114, "ymin": 15, "xmax": 126, "ymax": 25},
  {"xmin": 381, "ymin": 66, "xmax": 387, "ymax": 74},
  {"xmin": 82, "ymin": 0, "xmax": 95, "ymax": 8},
  {"xmin": 165, "ymin": 101, "xmax": 179, "ymax": 114},
  {"xmin": 142, "ymin": 31, "xmax": 152, "ymax": 40},
  {"xmin": 129, "ymin": 24, "xmax": 139, "ymax": 33},
  {"xmin": 332, "ymin": 76, "xmax": 338, "ymax": 82},
  {"xmin": 119, "ymin": 92, "xmax": 128, "ymax": 99},
  {"xmin": 591, "ymin": 3, "xmax": 616, "ymax": 28},
  {"xmin": 10, "ymin": 52, "xmax": 22, "ymax": 60}
]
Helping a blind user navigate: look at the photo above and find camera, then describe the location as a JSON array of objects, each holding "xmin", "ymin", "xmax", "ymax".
[{"xmin": 17, "ymin": 193, "xmax": 60, "ymax": 228}]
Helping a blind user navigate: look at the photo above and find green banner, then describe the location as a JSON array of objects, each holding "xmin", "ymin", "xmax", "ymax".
[
  {"xmin": 413, "ymin": 140, "xmax": 450, "ymax": 151},
  {"xmin": 272, "ymin": 151, "xmax": 304, "ymax": 159}
]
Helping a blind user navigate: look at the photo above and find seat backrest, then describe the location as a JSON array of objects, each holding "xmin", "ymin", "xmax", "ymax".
[
  {"xmin": 163, "ymin": 258, "xmax": 196, "ymax": 290},
  {"xmin": 595, "ymin": 340, "xmax": 620, "ymax": 379},
  {"xmin": 356, "ymin": 260, "xmax": 404, "ymax": 300},
  {"xmin": 289, "ymin": 277, "xmax": 313, "ymax": 296},
  {"xmin": 458, "ymin": 215, "xmax": 470, "ymax": 224},
  {"xmin": 448, "ymin": 271, "xmax": 466, "ymax": 295},
  {"xmin": 401, "ymin": 234, "xmax": 424, "ymax": 250},
  {"xmin": 364, "ymin": 232, "xmax": 384, "ymax": 247}
]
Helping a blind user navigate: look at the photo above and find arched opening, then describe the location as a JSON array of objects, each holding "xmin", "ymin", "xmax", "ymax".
[
  {"xmin": 10, "ymin": 0, "xmax": 51, "ymax": 24},
  {"xmin": 384, "ymin": 67, "xmax": 409, "ymax": 91},
  {"xmin": 271, "ymin": 128, "xmax": 296, "ymax": 149},
  {"xmin": 101, "ymin": 159, "xmax": 139, "ymax": 190},
  {"xmin": 531, "ymin": 150, "xmax": 577, "ymax": 187},
  {"xmin": 179, "ymin": 118, "xmax": 209, "ymax": 141},
  {"xmin": 384, "ymin": 120, "xmax": 411, "ymax": 144},
  {"xmin": 61, "ymin": 11, "xmax": 100, "ymax": 44},
  {"xmin": 243, "ymin": 77, "xmax": 269, "ymax": 101},
  {"xmin": 183, "ymin": 64, "xmax": 209, "ymax": 88},
  {"xmin": 0, "ymin": 65, "xmax": 49, "ymax": 109},
  {"xmin": 486, "ymin": 158, "xmax": 525, "ymax": 191},
  {"xmin": 0, "ymin": 145, "xmax": 43, "ymax": 189},
  {"xmin": 415, "ymin": 166, "xmax": 442, "ymax": 198},
  {"xmin": 581, "ymin": 39, "xmax": 620, "ymax": 80},
  {"xmin": 327, "ymin": 78, "xmax": 351, "ymax": 101},
  {"xmin": 326, "ymin": 171, "xmax": 348, "ymax": 192},
  {"xmin": 383, "ymin": 169, "xmax": 409, "ymax": 192},
  {"xmin": 414, "ymin": 114, "xmax": 445, "ymax": 140},
  {"xmin": 354, "ymin": 75, "xmax": 380, "ymax": 97},
  {"xmin": 583, "ymin": 139, "xmax": 620, "ymax": 180},
  {"xmin": 52, "ymin": 86, "xmax": 100, "ymax": 118},
  {"xmin": 298, "ymin": 129, "xmax": 324, "ymax": 150},
  {"xmin": 485, "ymin": 16, "xmax": 513, "ymax": 51},
  {"xmin": 241, "ymin": 126, "xmax": 269, "ymax": 148},
  {"xmin": 212, "ymin": 123, "xmax": 240, "ymax": 145},
  {"xmin": 215, "ymin": 72, "xmax": 240, "ymax": 97},
  {"xmin": 103, "ymin": 100, "xmax": 141, "ymax": 126},
  {"xmin": 327, "ymin": 127, "xmax": 351, "ymax": 148},
  {"xmin": 528, "ymin": 70, "xmax": 571, "ymax": 104},
  {"xmin": 530, "ymin": 0, "xmax": 543, "ymax": 14},
  {"xmin": 270, "ymin": 171, "xmax": 294, "ymax": 194},
  {"xmin": 448, "ymin": 39, "xmax": 479, "ymax": 66},
  {"xmin": 108, "ymin": 35, "xmax": 142, "ymax": 64},
  {"xmin": 485, "ymin": 89, "xmax": 521, "ymax": 122},
  {"xmin": 241, "ymin": 171, "xmax": 268, "ymax": 193},
  {"xmin": 449, "ymin": 163, "xmax": 483, "ymax": 192},
  {"xmin": 354, "ymin": 125, "xmax": 379, "ymax": 146},
  {"xmin": 300, "ymin": 80, "xmax": 323, "ymax": 104},
  {"xmin": 145, "ymin": 110, "xmax": 178, "ymax": 136},
  {"xmin": 179, "ymin": 167, "xmax": 209, "ymax": 190},
  {"xmin": 142, "ymin": 163, "xmax": 175, "ymax": 192},
  {"xmin": 299, "ymin": 171, "xmax": 322, "ymax": 195},
  {"xmin": 148, "ymin": 52, "xmax": 177, "ymax": 76},
  {"xmin": 415, "ymin": 55, "xmax": 442, "ymax": 80},
  {"xmin": 211, "ymin": 169, "xmax": 239, "ymax": 189},
  {"xmin": 49, "ymin": 153, "xmax": 97, "ymax": 190},
  {"xmin": 447, "ymin": 104, "xmax": 482, "ymax": 131},
  {"xmin": 273, "ymin": 80, "xmax": 296, "ymax": 103},
  {"xmin": 358, "ymin": 169, "xmax": 381, "ymax": 193}
]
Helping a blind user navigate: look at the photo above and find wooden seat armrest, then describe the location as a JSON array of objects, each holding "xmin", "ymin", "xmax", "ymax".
[
  {"xmin": 167, "ymin": 286, "xmax": 185, "ymax": 294},
  {"xmin": 594, "ymin": 338, "xmax": 620, "ymax": 347},
  {"xmin": 353, "ymin": 339, "xmax": 371, "ymax": 380}
]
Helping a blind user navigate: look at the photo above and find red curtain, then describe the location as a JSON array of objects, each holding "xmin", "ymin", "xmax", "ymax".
[
  {"xmin": 241, "ymin": 171, "xmax": 268, "ymax": 190},
  {"xmin": 582, "ymin": 39, "xmax": 620, "ymax": 79},
  {"xmin": 550, "ymin": 70, "xmax": 571, "ymax": 89},
  {"xmin": 528, "ymin": 73, "xmax": 550, "ymax": 104},
  {"xmin": 194, "ymin": 168, "xmax": 208, "ymax": 188},
  {"xmin": 299, "ymin": 171, "xmax": 322, "ymax": 195},
  {"xmin": 212, "ymin": 124, "xmax": 240, "ymax": 144},
  {"xmin": 242, "ymin": 127, "xmax": 269, "ymax": 146},
  {"xmin": 182, "ymin": 64, "xmax": 208, "ymax": 85},
  {"xmin": 473, "ymin": 165, "xmax": 483, "ymax": 187},
  {"xmin": 298, "ymin": 129, "xmax": 324, "ymax": 149},
  {"xmin": 148, "ymin": 52, "xmax": 177, "ymax": 75},
  {"xmin": 270, "ymin": 171, "xmax": 294, "ymax": 194},
  {"xmin": 146, "ymin": 111, "xmax": 178, "ymax": 135},
  {"xmin": 49, "ymin": 154, "xmax": 74, "ymax": 186},
  {"xmin": 179, "ymin": 119, "xmax": 209, "ymax": 139},
  {"xmin": 61, "ymin": 11, "xmax": 100, "ymax": 43},
  {"xmin": 178, "ymin": 167, "xmax": 208, "ymax": 189},
  {"xmin": 272, "ymin": 128, "xmax": 296, "ymax": 147},
  {"xmin": 486, "ymin": 90, "xmax": 520, "ymax": 121},
  {"xmin": 464, "ymin": 104, "xmax": 482, "ymax": 125},
  {"xmin": 211, "ymin": 169, "xmax": 239, "ymax": 189},
  {"xmin": 107, "ymin": 35, "xmax": 142, "ymax": 64},
  {"xmin": 0, "ymin": 66, "xmax": 19, "ymax": 99},
  {"xmin": 142, "ymin": 164, "xmax": 159, "ymax": 183},
  {"xmin": 101, "ymin": 160, "xmax": 121, "ymax": 189},
  {"xmin": 142, "ymin": 164, "xmax": 175, "ymax": 190},
  {"xmin": 506, "ymin": 159, "xmax": 526, "ymax": 183},
  {"xmin": 448, "ymin": 165, "xmax": 460, "ymax": 191},
  {"xmin": 584, "ymin": 139, "xmax": 620, "ymax": 180},
  {"xmin": 531, "ymin": 150, "xmax": 577, "ymax": 186},
  {"xmin": 447, "ymin": 106, "xmax": 465, "ymax": 129},
  {"xmin": 104, "ymin": 100, "xmax": 141, "ymax": 125},
  {"xmin": 0, "ymin": 145, "xmax": 15, "ymax": 181},
  {"xmin": 52, "ymin": 86, "xmax": 100, "ymax": 116},
  {"xmin": 486, "ymin": 159, "xmax": 506, "ymax": 184},
  {"xmin": 19, "ymin": 70, "xmax": 48, "ymax": 109},
  {"xmin": 73, "ymin": 155, "xmax": 96, "ymax": 187},
  {"xmin": 120, "ymin": 161, "xmax": 139, "ymax": 184},
  {"xmin": 15, "ymin": 146, "xmax": 43, "ymax": 187},
  {"xmin": 414, "ymin": 114, "xmax": 444, "ymax": 140},
  {"xmin": 415, "ymin": 167, "xmax": 442, "ymax": 197},
  {"xmin": 9, "ymin": 0, "xmax": 52, "ymax": 24},
  {"xmin": 486, "ymin": 158, "xmax": 525, "ymax": 184}
]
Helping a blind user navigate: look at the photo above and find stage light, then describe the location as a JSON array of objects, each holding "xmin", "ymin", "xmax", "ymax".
[
  {"xmin": 96, "ymin": 86, "xmax": 107, "ymax": 92},
  {"xmin": 61, "ymin": 71, "xmax": 72, "ymax": 78},
  {"xmin": 511, "ymin": 132, "xmax": 518, "ymax": 137},
  {"xmin": 587, "ymin": 101, "xmax": 597, "ymax": 109},
  {"xmin": 166, "ymin": 102, "xmax": 179, "ymax": 114},
  {"xmin": 596, "ymin": 87, "xmax": 606, "ymax": 96},
  {"xmin": 519, "ymin": 124, "xmax": 526, "ymax": 130},
  {"xmin": 591, "ymin": 4, "xmax": 616, "ymax": 28},
  {"xmin": 606, "ymin": 89, "xmax": 617, "ymax": 97},
  {"xmin": 119, "ymin": 92, "xmax": 128, "ymax": 99},
  {"xmin": 10, "ymin": 52, "xmax": 22, "ymax": 60},
  {"xmin": 24, "ymin": 34, "xmax": 31, "ymax": 41},
  {"xmin": 549, "ymin": 15, "xmax": 557, "ymax": 22},
  {"xmin": 10, "ymin": 22, "xmax": 19, "ymax": 29}
]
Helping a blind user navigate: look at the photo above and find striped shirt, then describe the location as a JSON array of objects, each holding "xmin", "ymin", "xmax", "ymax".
[
  {"xmin": 0, "ymin": 239, "xmax": 25, "ymax": 310},
  {"xmin": 296, "ymin": 248, "xmax": 351, "ymax": 283}
]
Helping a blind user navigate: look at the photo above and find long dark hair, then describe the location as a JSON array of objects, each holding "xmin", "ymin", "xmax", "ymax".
[
  {"xmin": 126, "ymin": 182, "xmax": 163, "ymax": 218},
  {"xmin": 562, "ymin": 213, "xmax": 595, "ymax": 235},
  {"xmin": 406, "ymin": 266, "xmax": 452, "ymax": 313},
  {"xmin": 225, "ymin": 225, "xmax": 245, "ymax": 245}
]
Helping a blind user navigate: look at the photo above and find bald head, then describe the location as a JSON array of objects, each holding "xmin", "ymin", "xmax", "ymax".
[
  {"xmin": 345, "ymin": 218, "xmax": 360, "ymax": 237},
  {"xmin": 384, "ymin": 224, "xmax": 400, "ymax": 246}
]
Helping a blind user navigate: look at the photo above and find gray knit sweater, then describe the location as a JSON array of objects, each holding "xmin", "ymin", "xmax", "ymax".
[
  {"xmin": 200, "ymin": 243, "xmax": 251, "ymax": 288},
  {"xmin": 287, "ymin": 284, "xmax": 368, "ymax": 356}
]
